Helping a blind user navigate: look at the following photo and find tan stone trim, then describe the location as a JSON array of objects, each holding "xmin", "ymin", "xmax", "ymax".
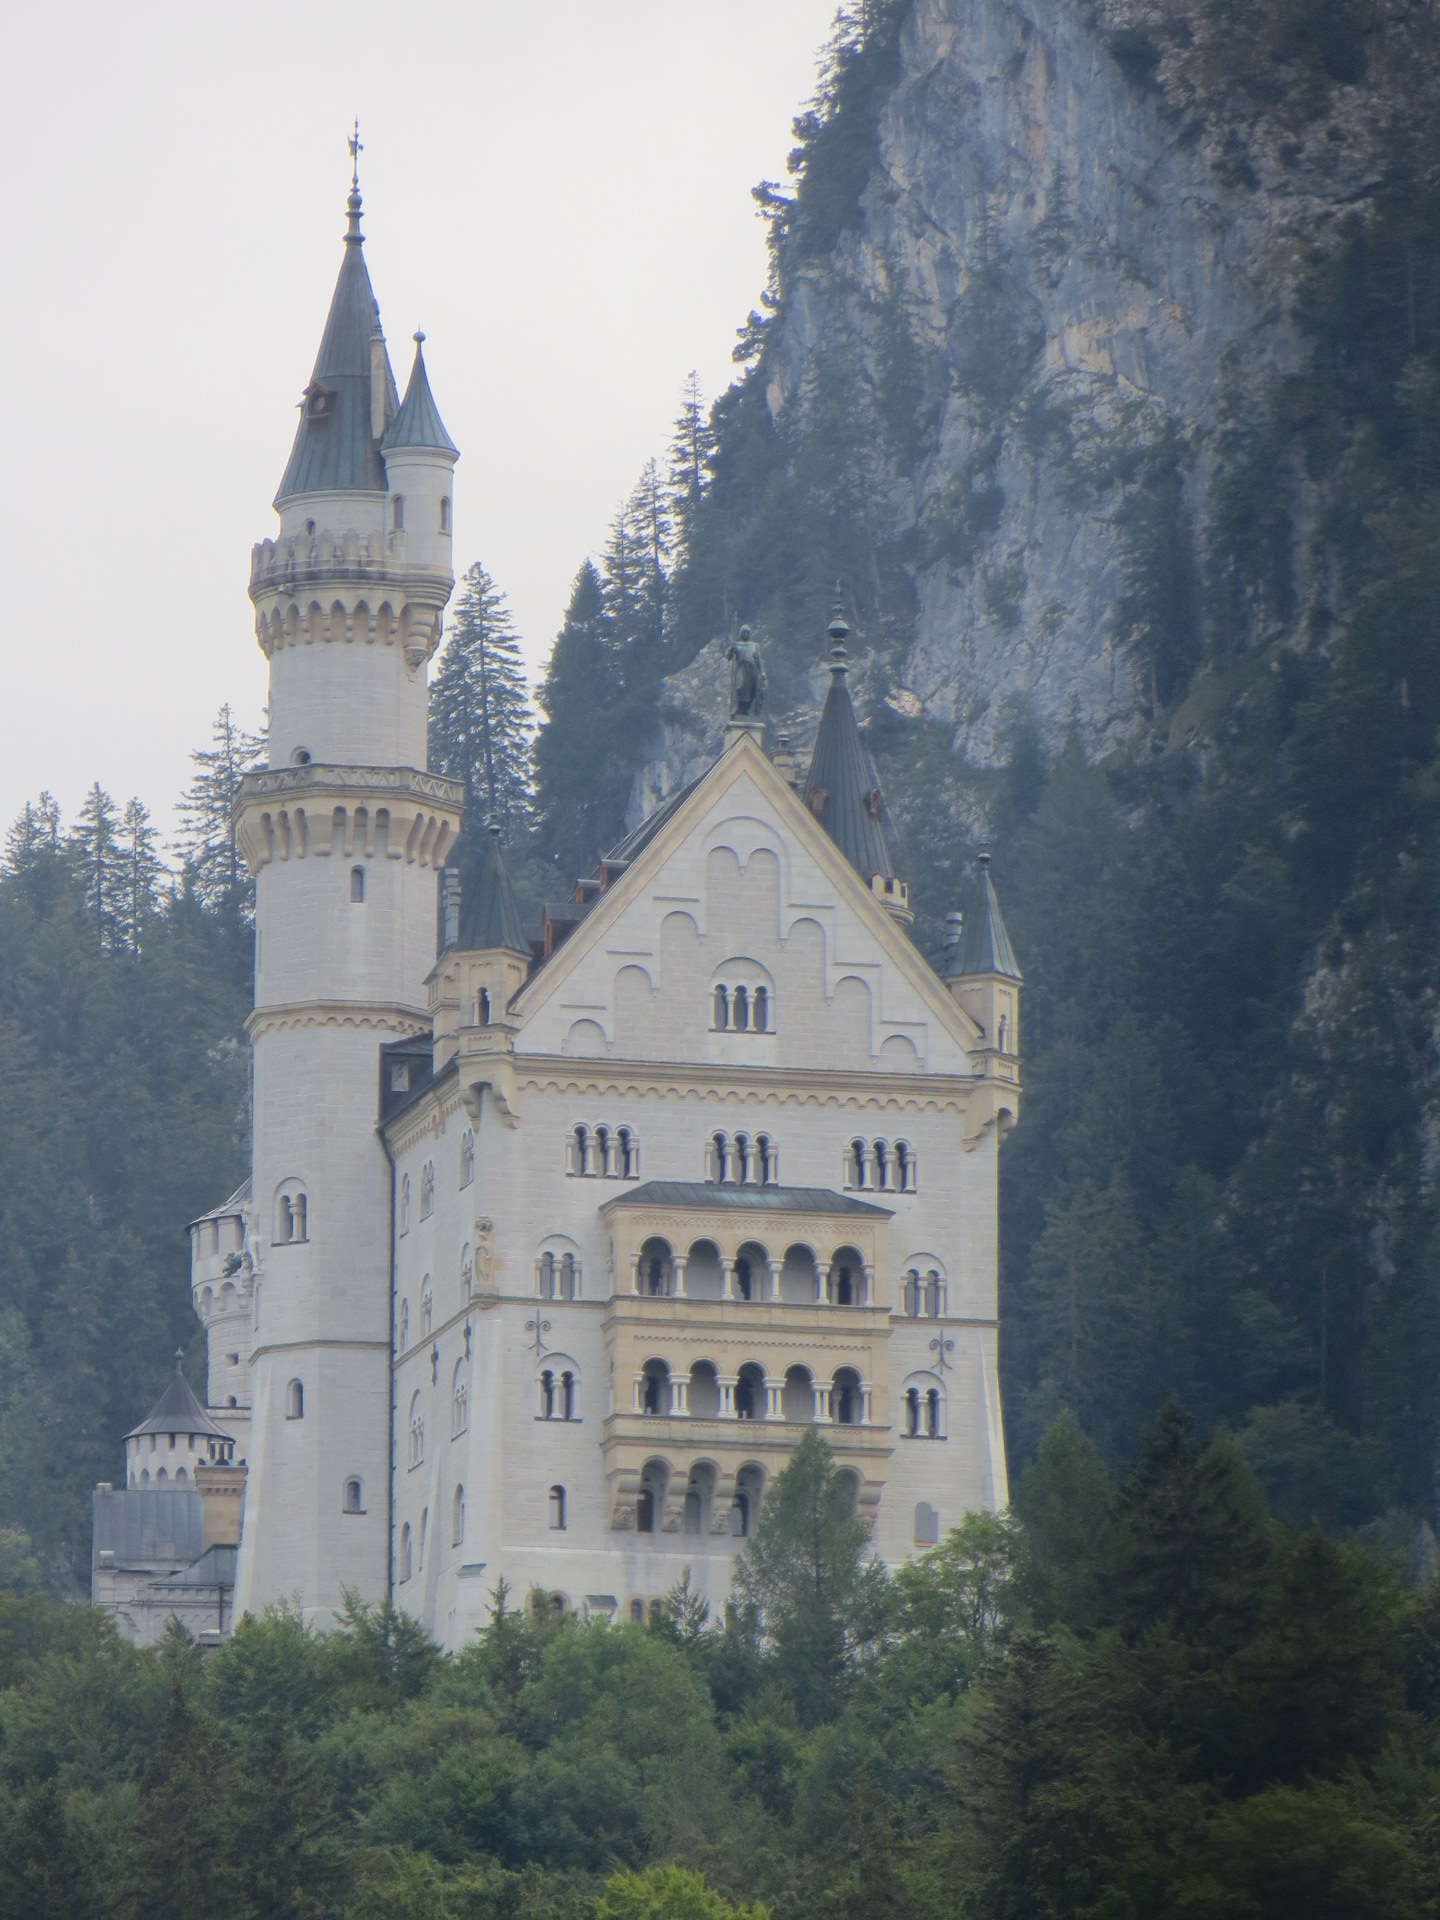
[
  {"xmin": 515, "ymin": 1056, "xmax": 980, "ymax": 1115},
  {"xmin": 247, "ymin": 1001, "xmax": 429, "ymax": 1039}
]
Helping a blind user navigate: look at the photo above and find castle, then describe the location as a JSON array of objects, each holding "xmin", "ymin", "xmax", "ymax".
[{"xmin": 93, "ymin": 173, "xmax": 1021, "ymax": 1649}]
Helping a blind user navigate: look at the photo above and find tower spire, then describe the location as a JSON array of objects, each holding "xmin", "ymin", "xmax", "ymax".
[{"xmin": 345, "ymin": 119, "xmax": 364, "ymax": 241}]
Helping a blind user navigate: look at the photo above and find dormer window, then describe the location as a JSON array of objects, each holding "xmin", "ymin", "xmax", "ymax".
[{"xmin": 303, "ymin": 382, "xmax": 334, "ymax": 418}]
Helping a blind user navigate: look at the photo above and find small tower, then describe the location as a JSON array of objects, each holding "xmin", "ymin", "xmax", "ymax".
[
  {"xmin": 231, "ymin": 162, "xmax": 463, "ymax": 1623},
  {"xmin": 803, "ymin": 604, "xmax": 912, "ymax": 924},
  {"xmin": 430, "ymin": 827, "xmax": 531, "ymax": 1125},
  {"xmin": 947, "ymin": 852, "xmax": 1023, "ymax": 1070}
]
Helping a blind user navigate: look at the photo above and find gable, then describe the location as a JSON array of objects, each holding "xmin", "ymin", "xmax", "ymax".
[{"xmin": 513, "ymin": 740, "xmax": 980, "ymax": 1075}]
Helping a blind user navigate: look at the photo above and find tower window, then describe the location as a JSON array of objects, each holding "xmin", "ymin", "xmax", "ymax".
[
  {"xmin": 392, "ymin": 496, "xmax": 405, "ymax": 532},
  {"xmin": 453, "ymin": 1483, "xmax": 465, "ymax": 1545},
  {"xmin": 286, "ymin": 1379, "xmax": 304, "ymax": 1420},
  {"xmin": 343, "ymin": 1477, "xmax": 363, "ymax": 1514},
  {"xmin": 549, "ymin": 1485, "xmax": 567, "ymax": 1531},
  {"xmin": 439, "ymin": 495, "xmax": 451, "ymax": 533},
  {"xmin": 350, "ymin": 865, "xmax": 365, "ymax": 903}
]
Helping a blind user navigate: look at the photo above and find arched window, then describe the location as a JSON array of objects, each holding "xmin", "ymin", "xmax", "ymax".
[
  {"xmin": 408, "ymin": 1392, "xmax": 424, "ymax": 1468},
  {"xmin": 636, "ymin": 1487, "xmax": 656, "ymax": 1533},
  {"xmin": 452, "ymin": 1483, "xmax": 465, "ymax": 1545},
  {"xmin": 914, "ymin": 1501, "xmax": 940, "ymax": 1547},
  {"xmin": 452, "ymin": 1361, "xmax": 468, "ymax": 1437},
  {"xmin": 276, "ymin": 1187, "xmax": 308, "ymax": 1244},
  {"xmin": 618, "ymin": 1126, "xmax": 638, "ymax": 1179},
  {"xmin": 392, "ymin": 495, "xmax": 405, "ymax": 532},
  {"xmin": 755, "ymin": 1134, "xmax": 776, "ymax": 1185},
  {"xmin": 595, "ymin": 1125, "xmax": 612, "ymax": 1176},
  {"xmin": 439, "ymin": 495, "xmax": 451, "ymax": 533},
  {"xmin": 350, "ymin": 865, "xmax": 365, "ymax": 903},
  {"xmin": 630, "ymin": 1598, "xmax": 645, "ymax": 1624},
  {"xmin": 782, "ymin": 1365, "xmax": 813, "ymax": 1424},
  {"xmin": 895, "ymin": 1141, "xmax": 916, "ymax": 1192},
  {"xmin": 849, "ymin": 1139, "xmax": 870, "ymax": 1190},
  {"xmin": 561, "ymin": 1370, "xmax": 576, "ymax": 1420},
  {"xmin": 477, "ymin": 987, "xmax": 491, "ymax": 1025},
  {"xmin": 460, "ymin": 1130, "xmax": 475, "ymax": 1187},
  {"xmin": 559, "ymin": 1253, "xmax": 577, "ymax": 1301},
  {"xmin": 731, "ymin": 1464, "xmax": 764, "ymax": 1538},
  {"xmin": 926, "ymin": 1270, "xmax": 945, "ymax": 1318},
  {"xmin": 735, "ymin": 1361, "xmax": 765, "ymax": 1419},
  {"xmin": 732, "ymin": 985, "xmax": 749, "ymax": 1031},
  {"xmin": 713, "ymin": 984, "xmax": 729, "ymax": 1030},
  {"xmin": 399, "ymin": 1175, "xmax": 410, "ymax": 1235},
  {"xmin": 732, "ymin": 1133, "xmax": 751, "ymax": 1185},
  {"xmin": 926, "ymin": 1387, "xmax": 942, "ymax": 1438},
  {"xmin": 539, "ymin": 1252, "xmax": 556, "ymax": 1299},
  {"xmin": 641, "ymin": 1359, "xmax": 670, "ymax": 1415},
  {"xmin": 420, "ymin": 1162, "xmax": 435, "ymax": 1220},
  {"xmin": 343, "ymin": 1477, "xmax": 363, "ymax": 1514},
  {"xmin": 709, "ymin": 1132, "xmax": 729, "ymax": 1183},
  {"xmin": 997, "ymin": 1014, "xmax": 1009, "ymax": 1054},
  {"xmin": 638, "ymin": 1238, "xmax": 673, "ymax": 1297},
  {"xmin": 874, "ymin": 1140, "xmax": 891, "ymax": 1191},
  {"xmin": 421, "ymin": 1285, "xmax": 433, "ymax": 1337},
  {"xmin": 549, "ymin": 1485, "xmax": 567, "ymax": 1531},
  {"xmin": 568, "ymin": 1123, "xmax": 591, "ymax": 1176},
  {"xmin": 540, "ymin": 1369, "xmax": 555, "ymax": 1419},
  {"xmin": 399, "ymin": 1522, "xmax": 412, "ymax": 1581},
  {"xmin": 832, "ymin": 1368, "xmax": 862, "ymax": 1425},
  {"xmin": 903, "ymin": 1270, "xmax": 921, "ymax": 1318},
  {"xmin": 752, "ymin": 986, "xmax": 769, "ymax": 1032},
  {"xmin": 905, "ymin": 1388, "xmax": 921, "ymax": 1436},
  {"xmin": 286, "ymin": 1379, "xmax": 304, "ymax": 1420},
  {"xmin": 683, "ymin": 1488, "xmax": 703, "ymax": 1534},
  {"xmin": 398, "ymin": 1298, "xmax": 410, "ymax": 1352}
]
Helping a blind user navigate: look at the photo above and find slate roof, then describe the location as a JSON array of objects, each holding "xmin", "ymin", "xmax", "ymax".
[
  {"xmin": 604, "ymin": 781, "xmax": 699, "ymax": 867},
  {"xmin": 189, "ymin": 1178, "xmax": 250, "ymax": 1228},
  {"xmin": 957, "ymin": 853, "xmax": 1022, "ymax": 980},
  {"xmin": 383, "ymin": 334, "xmax": 457, "ymax": 454},
  {"xmin": 92, "ymin": 1487, "xmax": 205, "ymax": 1570},
  {"xmin": 460, "ymin": 827, "xmax": 529, "ymax": 954},
  {"xmin": 125, "ymin": 1372, "xmax": 231, "ymax": 1444},
  {"xmin": 600, "ymin": 1181, "xmax": 892, "ymax": 1218},
  {"xmin": 274, "ymin": 185, "xmax": 397, "ymax": 504},
  {"xmin": 804, "ymin": 609, "xmax": 901, "ymax": 884}
]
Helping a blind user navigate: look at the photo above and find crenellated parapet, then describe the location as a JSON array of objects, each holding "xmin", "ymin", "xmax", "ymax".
[
  {"xmin": 249, "ymin": 526, "xmax": 453, "ymax": 669},
  {"xmin": 233, "ymin": 764, "xmax": 463, "ymax": 875}
]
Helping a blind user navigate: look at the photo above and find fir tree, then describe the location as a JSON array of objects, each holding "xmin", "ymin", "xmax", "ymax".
[
  {"xmin": 117, "ymin": 798, "xmax": 166, "ymax": 955},
  {"xmin": 67, "ymin": 783, "xmax": 124, "ymax": 949},
  {"xmin": 534, "ymin": 560, "xmax": 632, "ymax": 881},
  {"xmin": 429, "ymin": 561, "xmax": 534, "ymax": 831},
  {"xmin": 667, "ymin": 371, "xmax": 716, "ymax": 562},
  {"xmin": 177, "ymin": 704, "xmax": 264, "ymax": 919},
  {"xmin": 2, "ymin": 793, "xmax": 61, "ymax": 877}
]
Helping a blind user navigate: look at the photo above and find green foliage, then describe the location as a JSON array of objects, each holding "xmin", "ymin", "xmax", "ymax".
[
  {"xmin": 175, "ymin": 703, "xmax": 264, "ymax": 921},
  {"xmin": 0, "ymin": 1414, "xmax": 1436, "ymax": 1911},
  {"xmin": 430, "ymin": 561, "xmax": 535, "ymax": 835}
]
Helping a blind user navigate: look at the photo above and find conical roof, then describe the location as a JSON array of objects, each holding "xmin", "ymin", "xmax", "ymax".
[
  {"xmin": 125, "ymin": 1367, "xmax": 231, "ymax": 1443},
  {"xmin": 803, "ymin": 607, "xmax": 899, "ymax": 884},
  {"xmin": 459, "ymin": 825, "xmax": 529, "ymax": 955},
  {"xmin": 274, "ymin": 183, "xmax": 398, "ymax": 504},
  {"xmin": 383, "ymin": 334, "xmax": 457, "ymax": 454},
  {"xmin": 956, "ymin": 853, "xmax": 1022, "ymax": 979}
]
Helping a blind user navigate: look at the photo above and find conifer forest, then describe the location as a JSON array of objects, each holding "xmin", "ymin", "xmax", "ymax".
[{"xmin": 6, "ymin": 0, "xmax": 1440, "ymax": 1910}]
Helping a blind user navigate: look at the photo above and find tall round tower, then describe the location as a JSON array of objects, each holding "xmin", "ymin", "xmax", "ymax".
[{"xmin": 232, "ymin": 170, "xmax": 462, "ymax": 1621}]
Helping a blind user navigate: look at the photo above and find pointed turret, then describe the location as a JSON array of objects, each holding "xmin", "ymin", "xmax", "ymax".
[
  {"xmin": 384, "ymin": 333, "xmax": 458, "ymax": 455},
  {"xmin": 460, "ymin": 825, "xmax": 529, "ymax": 955},
  {"xmin": 274, "ymin": 177, "xmax": 398, "ymax": 506},
  {"xmin": 429, "ymin": 829, "xmax": 530, "ymax": 1118},
  {"xmin": 803, "ymin": 604, "xmax": 912, "ymax": 923},
  {"xmin": 947, "ymin": 851, "xmax": 1023, "ymax": 1072}
]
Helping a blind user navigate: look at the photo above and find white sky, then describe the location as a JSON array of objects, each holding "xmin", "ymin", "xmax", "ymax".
[{"xmin": 0, "ymin": 0, "xmax": 841, "ymax": 840}]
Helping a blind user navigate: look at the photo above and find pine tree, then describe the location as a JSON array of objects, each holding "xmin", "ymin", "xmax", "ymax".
[
  {"xmin": 534, "ymin": 561, "xmax": 629, "ymax": 880},
  {"xmin": 117, "ymin": 798, "xmax": 166, "ymax": 955},
  {"xmin": 177, "ymin": 705, "xmax": 264, "ymax": 918},
  {"xmin": 67, "ymin": 783, "xmax": 125, "ymax": 949},
  {"xmin": 667, "ymin": 371, "xmax": 715, "ymax": 562},
  {"xmin": 2, "ymin": 793, "xmax": 61, "ymax": 877},
  {"xmin": 429, "ymin": 561, "xmax": 534, "ymax": 831}
]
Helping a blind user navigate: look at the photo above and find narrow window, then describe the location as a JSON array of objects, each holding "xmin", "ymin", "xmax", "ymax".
[
  {"xmin": 636, "ymin": 1487, "xmax": 655, "ymax": 1533},
  {"xmin": 713, "ymin": 984, "xmax": 729, "ymax": 1030},
  {"xmin": 540, "ymin": 1369, "xmax": 554, "ymax": 1419},
  {"xmin": 997, "ymin": 1014, "xmax": 1009, "ymax": 1054},
  {"xmin": 560, "ymin": 1253, "xmax": 576, "ymax": 1300},
  {"xmin": 343, "ymin": 1477, "xmax": 363, "ymax": 1514},
  {"xmin": 618, "ymin": 1127, "xmax": 637, "ymax": 1179},
  {"xmin": 630, "ymin": 1598, "xmax": 645, "ymax": 1624},
  {"xmin": 399, "ymin": 1522, "xmax": 412, "ymax": 1580},
  {"xmin": 851, "ymin": 1140, "xmax": 869, "ymax": 1190},
  {"xmin": 711, "ymin": 1132, "xmax": 728, "ymax": 1183},
  {"xmin": 549, "ymin": 1485, "xmax": 567, "ymax": 1531},
  {"xmin": 874, "ymin": 1140, "xmax": 891, "ymax": 1190},
  {"xmin": 683, "ymin": 1489, "xmax": 702, "ymax": 1535},
  {"xmin": 733, "ymin": 1133, "xmax": 751, "ymax": 1185},
  {"xmin": 735, "ymin": 1256, "xmax": 753, "ymax": 1303},
  {"xmin": 561, "ymin": 1370, "xmax": 576, "ymax": 1420},
  {"xmin": 914, "ymin": 1501, "xmax": 940, "ymax": 1547},
  {"xmin": 439, "ymin": 495, "xmax": 451, "ymax": 533},
  {"xmin": 392, "ymin": 495, "xmax": 405, "ymax": 532},
  {"xmin": 452, "ymin": 1483, "xmax": 465, "ymax": 1545},
  {"xmin": 905, "ymin": 1388, "xmax": 920, "ymax": 1436},
  {"xmin": 595, "ymin": 1125, "xmax": 612, "ymax": 1176},
  {"xmin": 539, "ymin": 1253, "xmax": 556, "ymax": 1299},
  {"xmin": 752, "ymin": 985, "xmax": 769, "ymax": 1032},
  {"xmin": 278, "ymin": 1195, "xmax": 293, "ymax": 1243},
  {"xmin": 926, "ymin": 1388, "xmax": 941, "ymax": 1438},
  {"xmin": 732, "ymin": 985, "xmax": 749, "ymax": 1031},
  {"xmin": 350, "ymin": 865, "xmax": 365, "ymax": 902},
  {"xmin": 286, "ymin": 1379, "xmax": 304, "ymax": 1420}
]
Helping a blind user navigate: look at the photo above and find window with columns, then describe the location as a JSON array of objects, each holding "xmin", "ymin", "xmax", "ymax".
[
  {"xmin": 901, "ymin": 1265, "xmax": 947, "ymax": 1318},
  {"xmin": 567, "ymin": 1122, "xmax": 639, "ymax": 1179},
  {"xmin": 844, "ymin": 1138, "xmax": 918, "ymax": 1193},
  {"xmin": 706, "ymin": 1130, "xmax": 778, "ymax": 1185},
  {"xmin": 711, "ymin": 979, "xmax": 773, "ymax": 1032}
]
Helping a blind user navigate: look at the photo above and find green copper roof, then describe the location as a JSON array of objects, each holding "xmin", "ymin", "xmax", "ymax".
[
  {"xmin": 956, "ymin": 853, "xmax": 1022, "ymax": 979},
  {"xmin": 274, "ymin": 185, "xmax": 398, "ymax": 504},
  {"xmin": 803, "ymin": 608, "xmax": 900, "ymax": 884},
  {"xmin": 383, "ymin": 334, "xmax": 457, "ymax": 454},
  {"xmin": 459, "ymin": 827, "xmax": 529, "ymax": 955}
]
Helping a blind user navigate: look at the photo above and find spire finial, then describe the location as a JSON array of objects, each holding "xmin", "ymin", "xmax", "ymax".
[
  {"xmin": 345, "ymin": 119, "xmax": 364, "ymax": 241},
  {"xmin": 413, "ymin": 329, "xmax": 426, "ymax": 346},
  {"xmin": 826, "ymin": 587, "xmax": 849, "ymax": 675},
  {"xmin": 174, "ymin": 1348, "xmax": 185, "ymax": 1375}
]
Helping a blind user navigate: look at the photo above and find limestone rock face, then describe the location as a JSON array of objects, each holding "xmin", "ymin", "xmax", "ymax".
[{"xmin": 635, "ymin": 0, "xmax": 1435, "ymax": 814}]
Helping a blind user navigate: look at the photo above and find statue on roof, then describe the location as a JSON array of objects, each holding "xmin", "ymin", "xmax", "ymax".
[{"xmin": 726, "ymin": 626, "xmax": 766, "ymax": 719}]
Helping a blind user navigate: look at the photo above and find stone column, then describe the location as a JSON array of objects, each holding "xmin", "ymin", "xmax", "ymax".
[
  {"xmin": 719, "ymin": 1375, "xmax": 737, "ymax": 1417},
  {"xmin": 721, "ymin": 1258, "xmax": 738, "ymax": 1301},
  {"xmin": 671, "ymin": 1375, "xmax": 689, "ymax": 1417},
  {"xmin": 862, "ymin": 1263, "xmax": 875, "ymax": 1308},
  {"xmin": 861, "ymin": 1385, "xmax": 874, "ymax": 1426},
  {"xmin": 672, "ymin": 1255, "xmax": 687, "ymax": 1299},
  {"xmin": 631, "ymin": 1372, "xmax": 644, "ymax": 1414},
  {"xmin": 765, "ymin": 1382, "xmax": 784, "ymax": 1420},
  {"xmin": 813, "ymin": 1383, "xmax": 831, "ymax": 1423},
  {"xmin": 816, "ymin": 1262, "xmax": 830, "ymax": 1306}
]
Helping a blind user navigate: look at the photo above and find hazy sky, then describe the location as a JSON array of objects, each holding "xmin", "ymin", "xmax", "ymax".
[{"xmin": 0, "ymin": 0, "xmax": 841, "ymax": 839}]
